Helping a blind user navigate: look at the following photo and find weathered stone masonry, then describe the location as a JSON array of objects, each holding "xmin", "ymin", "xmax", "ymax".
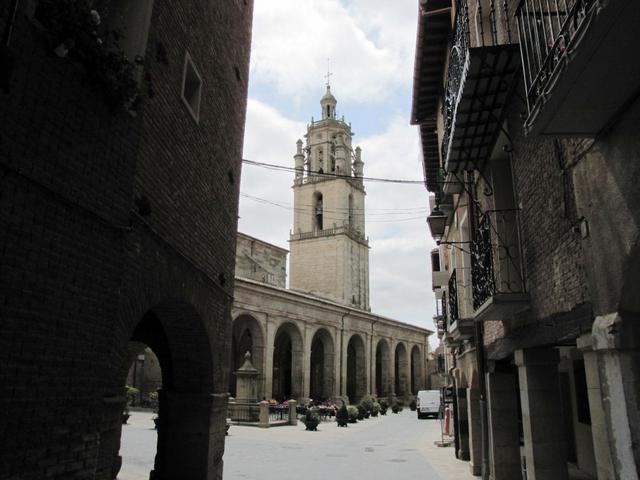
[{"xmin": 0, "ymin": 1, "xmax": 253, "ymax": 479}]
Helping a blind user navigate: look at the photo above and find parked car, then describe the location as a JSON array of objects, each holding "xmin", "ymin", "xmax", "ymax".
[{"xmin": 416, "ymin": 390, "xmax": 440, "ymax": 419}]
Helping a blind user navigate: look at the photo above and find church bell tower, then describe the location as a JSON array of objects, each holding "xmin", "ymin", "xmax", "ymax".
[{"xmin": 289, "ymin": 84, "xmax": 370, "ymax": 311}]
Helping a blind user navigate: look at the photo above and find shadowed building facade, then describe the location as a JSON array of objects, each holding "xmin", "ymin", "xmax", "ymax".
[
  {"xmin": 0, "ymin": 1, "xmax": 252, "ymax": 478},
  {"xmin": 413, "ymin": 0, "xmax": 640, "ymax": 478}
]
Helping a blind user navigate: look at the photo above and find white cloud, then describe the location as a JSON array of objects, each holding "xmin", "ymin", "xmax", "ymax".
[{"xmin": 250, "ymin": 0, "xmax": 415, "ymax": 103}]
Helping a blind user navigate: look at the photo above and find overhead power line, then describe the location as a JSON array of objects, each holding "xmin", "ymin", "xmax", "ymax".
[
  {"xmin": 242, "ymin": 158, "xmax": 426, "ymax": 185},
  {"xmin": 240, "ymin": 193, "xmax": 427, "ymax": 223}
]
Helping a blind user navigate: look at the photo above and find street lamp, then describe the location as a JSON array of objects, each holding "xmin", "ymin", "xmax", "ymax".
[{"xmin": 427, "ymin": 206, "xmax": 447, "ymax": 243}]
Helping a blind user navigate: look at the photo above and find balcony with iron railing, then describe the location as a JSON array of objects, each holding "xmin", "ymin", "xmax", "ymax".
[
  {"xmin": 445, "ymin": 268, "xmax": 475, "ymax": 343},
  {"xmin": 471, "ymin": 209, "xmax": 529, "ymax": 321},
  {"xmin": 516, "ymin": 0, "xmax": 640, "ymax": 135},
  {"xmin": 441, "ymin": 0, "xmax": 520, "ymax": 173}
]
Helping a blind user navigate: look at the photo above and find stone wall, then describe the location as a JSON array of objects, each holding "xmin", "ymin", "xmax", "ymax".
[
  {"xmin": 235, "ymin": 232, "xmax": 287, "ymax": 288},
  {"xmin": 0, "ymin": 1, "xmax": 253, "ymax": 478}
]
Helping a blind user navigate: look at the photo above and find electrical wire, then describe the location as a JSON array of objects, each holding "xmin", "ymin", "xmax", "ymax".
[
  {"xmin": 242, "ymin": 158, "xmax": 426, "ymax": 185},
  {"xmin": 240, "ymin": 193, "xmax": 427, "ymax": 223}
]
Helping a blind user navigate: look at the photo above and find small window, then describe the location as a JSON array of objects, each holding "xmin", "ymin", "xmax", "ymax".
[
  {"xmin": 431, "ymin": 252, "xmax": 441, "ymax": 272},
  {"xmin": 181, "ymin": 52, "xmax": 202, "ymax": 123}
]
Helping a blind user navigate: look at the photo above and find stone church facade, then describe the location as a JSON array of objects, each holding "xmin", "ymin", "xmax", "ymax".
[{"xmin": 231, "ymin": 87, "xmax": 432, "ymax": 404}]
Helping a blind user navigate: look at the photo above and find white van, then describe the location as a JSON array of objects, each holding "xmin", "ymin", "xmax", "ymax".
[{"xmin": 416, "ymin": 390, "xmax": 441, "ymax": 419}]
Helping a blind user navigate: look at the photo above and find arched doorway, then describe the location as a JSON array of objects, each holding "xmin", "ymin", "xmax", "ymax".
[
  {"xmin": 272, "ymin": 322, "xmax": 303, "ymax": 401},
  {"xmin": 309, "ymin": 328, "xmax": 335, "ymax": 401},
  {"xmin": 395, "ymin": 342, "xmax": 409, "ymax": 398},
  {"xmin": 230, "ymin": 314, "xmax": 265, "ymax": 398},
  {"xmin": 114, "ymin": 300, "xmax": 216, "ymax": 480},
  {"xmin": 375, "ymin": 339, "xmax": 391, "ymax": 397},
  {"xmin": 411, "ymin": 345, "xmax": 422, "ymax": 394},
  {"xmin": 346, "ymin": 334, "xmax": 367, "ymax": 403}
]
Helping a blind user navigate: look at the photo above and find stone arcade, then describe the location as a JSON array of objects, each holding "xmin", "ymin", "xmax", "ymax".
[{"xmin": 231, "ymin": 87, "xmax": 432, "ymax": 405}]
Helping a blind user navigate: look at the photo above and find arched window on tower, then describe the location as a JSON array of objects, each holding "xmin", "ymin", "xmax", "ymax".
[
  {"xmin": 327, "ymin": 105, "xmax": 331, "ymax": 118},
  {"xmin": 314, "ymin": 193, "xmax": 323, "ymax": 231},
  {"xmin": 348, "ymin": 194, "xmax": 353, "ymax": 228}
]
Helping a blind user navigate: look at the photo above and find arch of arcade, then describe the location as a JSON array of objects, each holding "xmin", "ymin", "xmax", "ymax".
[{"xmin": 231, "ymin": 234, "xmax": 432, "ymax": 404}]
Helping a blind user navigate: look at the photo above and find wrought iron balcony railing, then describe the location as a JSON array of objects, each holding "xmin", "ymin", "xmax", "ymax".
[
  {"xmin": 516, "ymin": 0, "xmax": 599, "ymax": 123},
  {"xmin": 448, "ymin": 269, "xmax": 459, "ymax": 324},
  {"xmin": 441, "ymin": 0, "xmax": 518, "ymax": 172},
  {"xmin": 471, "ymin": 209, "xmax": 528, "ymax": 316}
]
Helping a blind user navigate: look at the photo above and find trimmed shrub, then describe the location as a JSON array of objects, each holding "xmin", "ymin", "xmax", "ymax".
[
  {"xmin": 379, "ymin": 398, "xmax": 389, "ymax": 415},
  {"xmin": 302, "ymin": 409, "xmax": 320, "ymax": 431},
  {"xmin": 391, "ymin": 402, "xmax": 401, "ymax": 414},
  {"xmin": 409, "ymin": 399, "xmax": 417, "ymax": 411},
  {"xmin": 347, "ymin": 405, "xmax": 359, "ymax": 423},
  {"xmin": 371, "ymin": 402, "xmax": 380, "ymax": 417},
  {"xmin": 336, "ymin": 403, "xmax": 349, "ymax": 427},
  {"xmin": 356, "ymin": 404, "xmax": 366, "ymax": 420}
]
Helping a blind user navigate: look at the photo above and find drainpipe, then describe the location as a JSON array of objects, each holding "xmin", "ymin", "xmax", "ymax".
[{"xmin": 475, "ymin": 321, "xmax": 490, "ymax": 479}]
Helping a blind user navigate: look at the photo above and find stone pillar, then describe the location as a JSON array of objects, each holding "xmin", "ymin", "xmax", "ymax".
[
  {"xmin": 264, "ymin": 324, "xmax": 275, "ymax": 400},
  {"xmin": 288, "ymin": 399, "xmax": 298, "ymax": 426},
  {"xmin": 577, "ymin": 333, "xmax": 614, "ymax": 479},
  {"xmin": 486, "ymin": 371, "xmax": 521, "ymax": 480},
  {"xmin": 456, "ymin": 388, "xmax": 470, "ymax": 460},
  {"xmin": 154, "ymin": 390, "xmax": 226, "ymax": 480},
  {"xmin": 302, "ymin": 326, "xmax": 311, "ymax": 403},
  {"xmin": 259, "ymin": 400, "xmax": 269, "ymax": 428},
  {"xmin": 515, "ymin": 348, "xmax": 568, "ymax": 480},
  {"xmin": 340, "ymin": 331, "xmax": 349, "ymax": 403},
  {"xmin": 364, "ymin": 332, "xmax": 372, "ymax": 396},
  {"xmin": 590, "ymin": 313, "xmax": 640, "ymax": 480},
  {"xmin": 467, "ymin": 388, "xmax": 482, "ymax": 476},
  {"xmin": 389, "ymin": 339, "xmax": 397, "ymax": 401}
]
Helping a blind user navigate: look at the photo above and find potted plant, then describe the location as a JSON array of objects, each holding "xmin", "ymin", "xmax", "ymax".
[
  {"xmin": 302, "ymin": 408, "xmax": 320, "ymax": 431},
  {"xmin": 336, "ymin": 403, "xmax": 349, "ymax": 427},
  {"xmin": 391, "ymin": 402, "xmax": 401, "ymax": 414},
  {"xmin": 347, "ymin": 405, "xmax": 359, "ymax": 423},
  {"xmin": 360, "ymin": 395, "xmax": 374, "ymax": 418},
  {"xmin": 379, "ymin": 399, "xmax": 389, "ymax": 415}
]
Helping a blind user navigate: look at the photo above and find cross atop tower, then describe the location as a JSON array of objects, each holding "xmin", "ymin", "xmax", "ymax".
[{"xmin": 325, "ymin": 58, "xmax": 333, "ymax": 87}]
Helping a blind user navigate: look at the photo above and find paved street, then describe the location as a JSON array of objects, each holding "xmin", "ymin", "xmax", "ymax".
[{"xmin": 119, "ymin": 409, "xmax": 476, "ymax": 480}]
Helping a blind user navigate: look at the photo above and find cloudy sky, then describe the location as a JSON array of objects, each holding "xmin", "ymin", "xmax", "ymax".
[{"xmin": 238, "ymin": 0, "xmax": 438, "ymax": 340}]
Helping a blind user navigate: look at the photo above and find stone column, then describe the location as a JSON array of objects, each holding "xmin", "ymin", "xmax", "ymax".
[
  {"xmin": 371, "ymin": 336, "xmax": 378, "ymax": 397},
  {"xmin": 486, "ymin": 370, "xmax": 521, "ymax": 480},
  {"xmin": 389, "ymin": 339, "xmax": 397, "ymax": 402},
  {"xmin": 467, "ymin": 388, "xmax": 482, "ymax": 476},
  {"xmin": 154, "ymin": 390, "xmax": 226, "ymax": 480},
  {"xmin": 288, "ymin": 399, "xmax": 298, "ymax": 426},
  {"xmin": 302, "ymin": 325, "xmax": 311, "ymax": 403},
  {"xmin": 456, "ymin": 387, "xmax": 470, "ymax": 460},
  {"xmin": 515, "ymin": 348, "xmax": 568, "ymax": 480},
  {"xmin": 264, "ymin": 322, "xmax": 276, "ymax": 400},
  {"xmin": 340, "ymin": 330, "xmax": 349, "ymax": 403},
  {"xmin": 577, "ymin": 333, "xmax": 614, "ymax": 479},
  {"xmin": 364, "ymin": 332, "xmax": 371, "ymax": 397},
  {"xmin": 259, "ymin": 401, "xmax": 269, "ymax": 428},
  {"xmin": 590, "ymin": 313, "xmax": 640, "ymax": 480}
]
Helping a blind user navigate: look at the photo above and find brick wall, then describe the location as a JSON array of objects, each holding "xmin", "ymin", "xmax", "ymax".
[{"xmin": 0, "ymin": 0, "xmax": 253, "ymax": 477}]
